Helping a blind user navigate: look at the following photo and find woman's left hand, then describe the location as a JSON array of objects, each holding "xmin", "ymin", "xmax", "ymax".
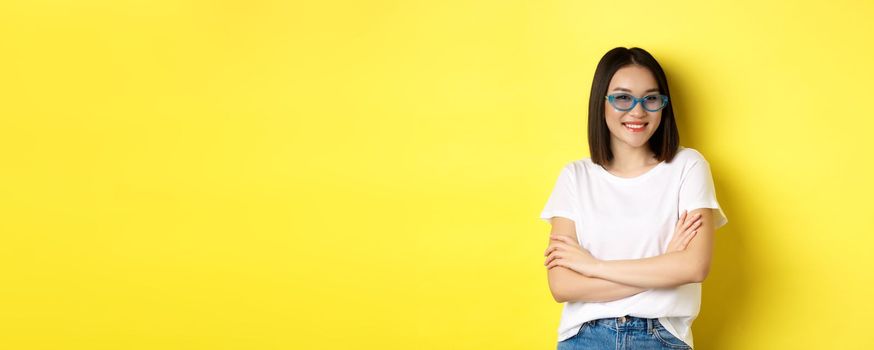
[{"xmin": 544, "ymin": 234, "xmax": 601, "ymax": 277}]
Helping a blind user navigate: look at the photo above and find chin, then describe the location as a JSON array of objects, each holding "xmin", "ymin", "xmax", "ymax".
[{"xmin": 623, "ymin": 137, "xmax": 652, "ymax": 148}]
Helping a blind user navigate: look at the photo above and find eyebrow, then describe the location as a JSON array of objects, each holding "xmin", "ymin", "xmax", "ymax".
[{"xmin": 612, "ymin": 87, "xmax": 660, "ymax": 93}]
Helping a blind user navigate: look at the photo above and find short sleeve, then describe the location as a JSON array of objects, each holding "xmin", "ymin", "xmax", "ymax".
[
  {"xmin": 539, "ymin": 165, "xmax": 582, "ymax": 225},
  {"xmin": 678, "ymin": 159, "xmax": 728, "ymax": 230}
]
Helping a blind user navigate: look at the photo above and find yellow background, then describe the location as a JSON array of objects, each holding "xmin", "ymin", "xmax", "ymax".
[{"xmin": 1, "ymin": 1, "xmax": 872, "ymax": 349}]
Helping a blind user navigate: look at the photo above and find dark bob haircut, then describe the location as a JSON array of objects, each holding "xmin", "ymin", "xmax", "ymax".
[{"xmin": 587, "ymin": 47, "xmax": 680, "ymax": 166}]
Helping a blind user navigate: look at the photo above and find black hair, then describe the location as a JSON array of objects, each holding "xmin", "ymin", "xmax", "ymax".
[{"xmin": 587, "ymin": 47, "xmax": 680, "ymax": 166}]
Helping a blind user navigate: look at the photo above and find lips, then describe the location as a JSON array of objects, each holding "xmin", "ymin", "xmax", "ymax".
[{"xmin": 622, "ymin": 122, "xmax": 647, "ymax": 133}]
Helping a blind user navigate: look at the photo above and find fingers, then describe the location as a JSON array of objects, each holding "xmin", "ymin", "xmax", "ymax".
[
  {"xmin": 685, "ymin": 219, "xmax": 702, "ymax": 234},
  {"xmin": 544, "ymin": 235, "xmax": 577, "ymax": 256},
  {"xmin": 545, "ymin": 250, "xmax": 567, "ymax": 269},
  {"xmin": 545, "ymin": 250, "xmax": 561, "ymax": 266},
  {"xmin": 544, "ymin": 240, "xmax": 571, "ymax": 256},
  {"xmin": 681, "ymin": 229, "xmax": 698, "ymax": 249},
  {"xmin": 546, "ymin": 257, "xmax": 562, "ymax": 270},
  {"xmin": 545, "ymin": 247, "xmax": 566, "ymax": 267},
  {"xmin": 549, "ymin": 234, "xmax": 578, "ymax": 245},
  {"xmin": 682, "ymin": 213, "xmax": 702, "ymax": 231},
  {"xmin": 544, "ymin": 239, "xmax": 573, "ymax": 266},
  {"xmin": 544, "ymin": 246, "xmax": 553, "ymax": 256},
  {"xmin": 667, "ymin": 211, "xmax": 703, "ymax": 252}
]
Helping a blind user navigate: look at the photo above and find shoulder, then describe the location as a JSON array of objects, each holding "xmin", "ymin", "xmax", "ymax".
[
  {"xmin": 671, "ymin": 146, "xmax": 709, "ymax": 166},
  {"xmin": 554, "ymin": 158, "xmax": 591, "ymax": 184},
  {"xmin": 561, "ymin": 158, "xmax": 592, "ymax": 176}
]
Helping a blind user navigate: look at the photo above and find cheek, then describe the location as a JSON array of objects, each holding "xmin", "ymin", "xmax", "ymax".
[
  {"xmin": 604, "ymin": 105, "xmax": 622, "ymax": 121},
  {"xmin": 651, "ymin": 114, "xmax": 663, "ymax": 127}
]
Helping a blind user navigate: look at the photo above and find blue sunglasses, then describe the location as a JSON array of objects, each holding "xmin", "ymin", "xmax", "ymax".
[{"xmin": 605, "ymin": 93, "xmax": 669, "ymax": 112}]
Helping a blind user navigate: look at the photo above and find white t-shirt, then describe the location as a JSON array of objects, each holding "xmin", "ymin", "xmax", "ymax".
[{"xmin": 539, "ymin": 146, "xmax": 728, "ymax": 349}]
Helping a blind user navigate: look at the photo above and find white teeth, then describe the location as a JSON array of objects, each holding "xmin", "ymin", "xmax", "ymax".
[{"xmin": 624, "ymin": 123, "xmax": 644, "ymax": 129}]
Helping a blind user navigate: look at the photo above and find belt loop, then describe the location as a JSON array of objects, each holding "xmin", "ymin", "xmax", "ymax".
[{"xmin": 647, "ymin": 318, "xmax": 653, "ymax": 334}]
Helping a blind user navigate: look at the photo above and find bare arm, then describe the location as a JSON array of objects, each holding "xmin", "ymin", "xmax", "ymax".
[
  {"xmin": 552, "ymin": 268, "xmax": 649, "ymax": 303},
  {"xmin": 586, "ymin": 208, "xmax": 716, "ymax": 289},
  {"xmin": 546, "ymin": 216, "xmax": 648, "ymax": 303}
]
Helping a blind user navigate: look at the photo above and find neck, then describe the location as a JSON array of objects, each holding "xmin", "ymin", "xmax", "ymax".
[{"xmin": 608, "ymin": 139, "xmax": 657, "ymax": 171}]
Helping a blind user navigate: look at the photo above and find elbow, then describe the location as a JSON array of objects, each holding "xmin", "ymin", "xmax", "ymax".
[
  {"xmin": 690, "ymin": 265, "xmax": 711, "ymax": 283},
  {"xmin": 549, "ymin": 284, "xmax": 568, "ymax": 303},
  {"xmin": 552, "ymin": 290, "xmax": 568, "ymax": 303},
  {"xmin": 548, "ymin": 276, "xmax": 569, "ymax": 303}
]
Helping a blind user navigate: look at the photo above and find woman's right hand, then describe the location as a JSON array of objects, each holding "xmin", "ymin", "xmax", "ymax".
[{"xmin": 666, "ymin": 210, "xmax": 702, "ymax": 253}]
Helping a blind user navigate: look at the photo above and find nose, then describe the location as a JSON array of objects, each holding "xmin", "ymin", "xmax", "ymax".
[{"xmin": 628, "ymin": 100, "xmax": 648, "ymax": 117}]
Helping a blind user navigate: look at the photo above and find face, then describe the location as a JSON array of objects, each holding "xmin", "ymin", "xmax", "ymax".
[{"xmin": 604, "ymin": 65, "xmax": 663, "ymax": 152}]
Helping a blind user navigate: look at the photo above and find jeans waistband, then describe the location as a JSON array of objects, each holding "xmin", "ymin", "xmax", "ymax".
[{"xmin": 589, "ymin": 315, "xmax": 662, "ymax": 332}]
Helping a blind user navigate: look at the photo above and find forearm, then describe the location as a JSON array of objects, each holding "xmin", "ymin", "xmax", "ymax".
[
  {"xmin": 588, "ymin": 251, "xmax": 703, "ymax": 289},
  {"xmin": 549, "ymin": 266, "xmax": 648, "ymax": 303}
]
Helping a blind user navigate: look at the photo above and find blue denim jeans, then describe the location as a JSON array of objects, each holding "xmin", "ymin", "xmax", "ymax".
[{"xmin": 557, "ymin": 315, "xmax": 692, "ymax": 350}]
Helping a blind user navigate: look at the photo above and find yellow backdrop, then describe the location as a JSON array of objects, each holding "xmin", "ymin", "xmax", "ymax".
[{"xmin": 1, "ymin": 0, "xmax": 872, "ymax": 349}]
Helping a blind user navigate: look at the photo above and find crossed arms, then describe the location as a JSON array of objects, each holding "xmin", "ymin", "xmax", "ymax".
[{"xmin": 546, "ymin": 208, "xmax": 716, "ymax": 303}]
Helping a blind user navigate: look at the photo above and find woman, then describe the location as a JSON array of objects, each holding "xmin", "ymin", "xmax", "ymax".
[{"xmin": 539, "ymin": 47, "xmax": 728, "ymax": 350}]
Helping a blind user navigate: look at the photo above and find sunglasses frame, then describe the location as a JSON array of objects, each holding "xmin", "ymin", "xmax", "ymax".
[{"xmin": 604, "ymin": 93, "xmax": 669, "ymax": 112}]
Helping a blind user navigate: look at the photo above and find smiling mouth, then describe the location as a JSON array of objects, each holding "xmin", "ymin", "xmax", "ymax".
[{"xmin": 622, "ymin": 122, "xmax": 647, "ymax": 132}]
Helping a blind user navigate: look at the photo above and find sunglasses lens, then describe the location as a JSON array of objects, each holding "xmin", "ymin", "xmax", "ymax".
[
  {"xmin": 643, "ymin": 95, "xmax": 666, "ymax": 111},
  {"xmin": 611, "ymin": 94, "xmax": 634, "ymax": 110}
]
